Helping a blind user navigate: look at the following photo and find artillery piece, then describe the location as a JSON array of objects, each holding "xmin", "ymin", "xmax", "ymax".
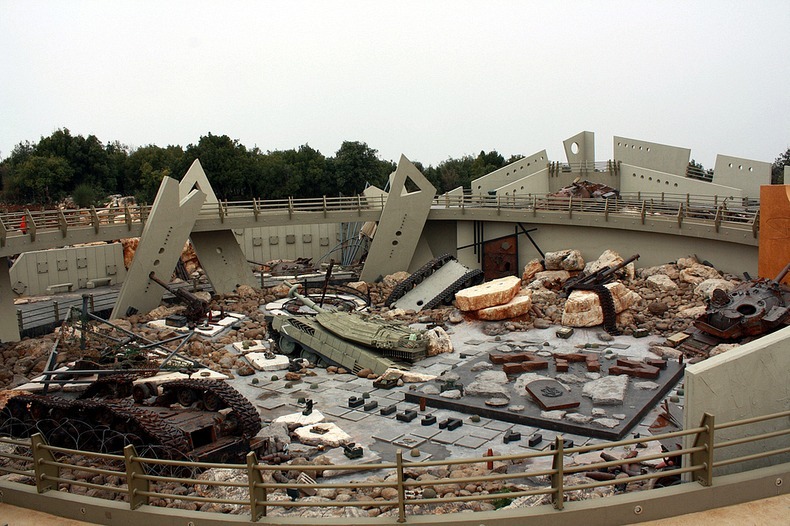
[
  {"xmin": 561, "ymin": 254, "xmax": 640, "ymax": 335},
  {"xmin": 148, "ymin": 271, "xmax": 210, "ymax": 327},
  {"xmin": 268, "ymin": 282, "xmax": 426, "ymax": 376}
]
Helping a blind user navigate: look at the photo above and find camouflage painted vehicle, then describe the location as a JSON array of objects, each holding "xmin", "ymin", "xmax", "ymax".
[{"xmin": 268, "ymin": 283, "xmax": 426, "ymax": 375}]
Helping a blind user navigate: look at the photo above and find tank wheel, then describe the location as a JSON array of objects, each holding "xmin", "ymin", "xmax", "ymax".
[
  {"xmin": 279, "ymin": 336, "xmax": 299, "ymax": 355},
  {"xmin": 177, "ymin": 387, "xmax": 198, "ymax": 407},
  {"xmin": 203, "ymin": 391, "xmax": 223, "ymax": 412},
  {"xmin": 300, "ymin": 349, "xmax": 318, "ymax": 363},
  {"xmin": 29, "ymin": 400, "xmax": 49, "ymax": 420}
]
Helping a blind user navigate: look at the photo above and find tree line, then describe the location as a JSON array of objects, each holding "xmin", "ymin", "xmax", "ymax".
[
  {"xmin": 0, "ymin": 129, "xmax": 521, "ymax": 207},
  {"xmin": 1, "ymin": 129, "xmax": 786, "ymax": 207}
]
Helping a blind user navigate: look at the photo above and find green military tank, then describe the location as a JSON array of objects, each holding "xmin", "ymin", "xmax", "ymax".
[{"xmin": 268, "ymin": 283, "xmax": 427, "ymax": 376}]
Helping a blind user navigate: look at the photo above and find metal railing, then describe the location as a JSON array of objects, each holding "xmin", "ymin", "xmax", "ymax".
[
  {"xmin": 1, "ymin": 409, "xmax": 787, "ymax": 522},
  {"xmin": 0, "ymin": 190, "xmax": 759, "ymax": 248},
  {"xmin": 15, "ymin": 291, "xmax": 117, "ymax": 337}
]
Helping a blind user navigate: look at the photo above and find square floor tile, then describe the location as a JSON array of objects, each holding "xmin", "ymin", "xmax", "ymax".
[
  {"xmin": 339, "ymin": 410, "xmax": 370, "ymax": 422},
  {"xmin": 372, "ymin": 429, "xmax": 405, "ymax": 443},
  {"xmin": 455, "ymin": 436, "xmax": 488, "ymax": 449},
  {"xmin": 393, "ymin": 434, "xmax": 426, "ymax": 448},
  {"xmin": 469, "ymin": 427, "xmax": 500, "ymax": 440},
  {"xmin": 484, "ymin": 420, "xmax": 514, "ymax": 432}
]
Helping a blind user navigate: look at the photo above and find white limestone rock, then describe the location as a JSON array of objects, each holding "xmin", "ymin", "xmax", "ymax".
[
  {"xmin": 582, "ymin": 375, "xmax": 629, "ymax": 405},
  {"xmin": 694, "ymin": 279, "xmax": 736, "ymax": 300},
  {"xmin": 646, "ymin": 274, "xmax": 678, "ymax": 292},
  {"xmin": 561, "ymin": 282, "xmax": 641, "ymax": 327},
  {"xmin": 245, "ymin": 353, "xmax": 291, "ymax": 371},
  {"xmin": 274, "ymin": 410, "xmax": 326, "ymax": 427},
  {"xmin": 425, "ymin": 326, "xmax": 453, "ymax": 356},
  {"xmin": 640, "ymin": 264, "xmax": 680, "ymax": 280},
  {"xmin": 532, "ymin": 270, "xmax": 572, "ymax": 290},
  {"xmin": 522, "ymin": 258, "xmax": 544, "ymax": 282},
  {"xmin": 466, "ymin": 370, "xmax": 510, "ymax": 398},
  {"xmin": 678, "ymin": 305, "xmax": 707, "ymax": 318},
  {"xmin": 565, "ymin": 413, "xmax": 593, "ymax": 424},
  {"xmin": 649, "ymin": 346, "xmax": 683, "ymax": 360},
  {"xmin": 541, "ymin": 410, "xmax": 566, "ymax": 420},
  {"xmin": 477, "ymin": 291, "xmax": 533, "ymax": 321},
  {"xmin": 544, "ymin": 249, "xmax": 585, "ymax": 271},
  {"xmin": 709, "ymin": 343, "xmax": 740, "ymax": 356},
  {"xmin": 634, "ymin": 381, "xmax": 660, "ymax": 390},
  {"xmin": 593, "ymin": 418, "xmax": 620, "ymax": 429},
  {"xmin": 294, "ymin": 423, "xmax": 352, "ymax": 447},
  {"xmin": 455, "ymin": 276, "xmax": 522, "ymax": 311},
  {"xmin": 679, "ymin": 264, "xmax": 721, "ymax": 285},
  {"xmin": 439, "ymin": 389, "xmax": 462, "ymax": 399},
  {"xmin": 514, "ymin": 373, "xmax": 553, "ymax": 395}
]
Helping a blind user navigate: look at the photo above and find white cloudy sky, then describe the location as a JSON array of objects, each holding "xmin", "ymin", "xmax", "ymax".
[{"xmin": 1, "ymin": 0, "xmax": 788, "ymax": 168}]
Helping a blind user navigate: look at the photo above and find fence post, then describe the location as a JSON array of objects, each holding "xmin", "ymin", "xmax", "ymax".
[
  {"xmin": 692, "ymin": 413, "xmax": 715, "ymax": 486},
  {"xmin": 396, "ymin": 449, "xmax": 406, "ymax": 523},
  {"xmin": 17, "ymin": 308, "xmax": 24, "ymax": 332},
  {"xmin": 53, "ymin": 301, "xmax": 60, "ymax": 322},
  {"xmin": 89, "ymin": 293, "xmax": 95, "ymax": 312},
  {"xmin": 124, "ymin": 444, "xmax": 149, "ymax": 509},
  {"xmin": 248, "ymin": 452, "xmax": 266, "ymax": 521},
  {"xmin": 551, "ymin": 435, "xmax": 565, "ymax": 510},
  {"xmin": 31, "ymin": 433, "xmax": 58, "ymax": 493}
]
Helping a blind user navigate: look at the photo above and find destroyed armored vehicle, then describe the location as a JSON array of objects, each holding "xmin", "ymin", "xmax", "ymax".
[
  {"xmin": 385, "ymin": 254, "xmax": 484, "ymax": 311},
  {"xmin": 269, "ymin": 283, "xmax": 425, "ymax": 375},
  {"xmin": 1, "ymin": 378, "xmax": 262, "ymax": 464},
  {"xmin": 676, "ymin": 263, "xmax": 790, "ymax": 355}
]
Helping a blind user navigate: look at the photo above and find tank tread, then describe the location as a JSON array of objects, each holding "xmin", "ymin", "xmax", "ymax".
[
  {"xmin": 160, "ymin": 379, "xmax": 262, "ymax": 438},
  {"xmin": 384, "ymin": 254, "xmax": 455, "ymax": 307},
  {"xmin": 79, "ymin": 373, "xmax": 138, "ymax": 400},
  {"xmin": 103, "ymin": 401, "xmax": 190, "ymax": 454},
  {"xmin": 593, "ymin": 284, "xmax": 621, "ymax": 335},
  {"xmin": 423, "ymin": 268, "xmax": 485, "ymax": 311}
]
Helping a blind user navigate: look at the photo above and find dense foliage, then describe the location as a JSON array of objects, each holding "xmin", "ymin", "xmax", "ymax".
[{"xmin": 0, "ymin": 129, "xmax": 512, "ymax": 206}]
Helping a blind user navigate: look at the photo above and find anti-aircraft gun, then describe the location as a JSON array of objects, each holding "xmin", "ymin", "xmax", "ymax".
[
  {"xmin": 561, "ymin": 254, "xmax": 640, "ymax": 335},
  {"xmin": 148, "ymin": 271, "xmax": 210, "ymax": 327},
  {"xmin": 268, "ymin": 282, "xmax": 426, "ymax": 376}
]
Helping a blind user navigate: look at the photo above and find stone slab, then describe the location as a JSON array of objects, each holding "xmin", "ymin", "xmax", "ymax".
[
  {"xmin": 338, "ymin": 410, "xmax": 371, "ymax": 422},
  {"xmin": 245, "ymin": 353, "xmax": 291, "ymax": 371},
  {"xmin": 468, "ymin": 427, "xmax": 500, "ymax": 440},
  {"xmin": 392, "ymin": 434, "xmax": 427, "ymax": 449},
  {"xmin": 455, "ymin": 435, "xmax": 489, "ymax": 449}
]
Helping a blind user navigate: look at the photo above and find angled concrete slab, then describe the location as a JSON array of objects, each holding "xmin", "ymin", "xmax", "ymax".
[
  {"xmin": 179, "ymin": 160, "xmax": 256, "ymax": 293},
  {"xmin": 0, "ymin": 257, "xmax": 20, "ymax": 343},
  {"xmin": 111, "ymin": 177, "xmax": 206, "ymax": 319},
  {"xmin": 360, "ymin": 155, "xmax": 436, "ymax": 282}
]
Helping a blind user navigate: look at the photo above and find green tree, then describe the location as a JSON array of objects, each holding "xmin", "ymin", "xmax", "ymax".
[
  {"xmin": 124, "ymin": 145, "xmax": 184, "ymax": 202},
  {"xmin": 4, "ymin": 155, "xmax": 74, "ymax": 203},
  {"xmin": 181, "ymin": 134, "xmax": 255, "ymax": 199},
  {"xmin": 328, "ymin": 141, "xmax": 393, "ymax": 195},
  {"xmin": 772, "ymin": 147, "xmax": 789, "ymax": 185},
  {"xmin": 36, "ymin": 128, "xmax": 116, "ymax": 194}
]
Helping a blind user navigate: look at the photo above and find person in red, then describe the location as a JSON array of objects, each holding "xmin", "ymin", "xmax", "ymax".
[{"xmin": 19, "ymin": 215, "xmax": 27, "ymax": 234}]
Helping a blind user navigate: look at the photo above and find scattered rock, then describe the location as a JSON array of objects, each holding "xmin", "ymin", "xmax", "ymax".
[
  {"xmin": 455, "ymin": 276, "xmax": 522, "ymax": 311},
  {"xmin": 582, "ymin": 375, "xmax": 629, "ymax": 405}
]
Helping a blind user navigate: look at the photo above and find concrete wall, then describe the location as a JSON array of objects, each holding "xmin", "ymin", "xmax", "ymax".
[
  {"xmin": 614, "ymin": 136, "xmax": 691, "ymax": 176},
  {"xmin": 9, "ymin": 243, "xmax": 127, "ymax": 296},
  {"xmin": 713, "ymin": 155, "xmax": 772, "ymax": 200},
  {"xmin": 471, "ymin": 150, "xmax": 548, "ymax": 195},
  {"xmin": 564, "ymin": 131, "xmax": 595, "ymax": 166},
  {"xmin": 495, "ymin": 168, "xmax": 550, "ymax": 196},
  {"xmin": 235, "ymin": 223, "xmax": 342, "ymax": 266},
  {"xmin": 452, "ymin": 221, "xmax": 758, "ymax": 276},
  {"xmin": 683, "ymin": 325, "xmax": 790, "ymax": 476},
  {"xmin": 620, "ymin": 164, "xmax": 743, "ymax": 198}
]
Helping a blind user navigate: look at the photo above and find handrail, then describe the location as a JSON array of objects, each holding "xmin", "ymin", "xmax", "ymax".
[{"xmin": 0, "ymin": 407, "xmax": 785, "ymax": 522}]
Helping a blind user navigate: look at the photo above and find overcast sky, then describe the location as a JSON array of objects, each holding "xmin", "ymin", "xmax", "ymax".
[{"xmin": 1, "ymin": 1, "xmax": 788, "ymax": 169}]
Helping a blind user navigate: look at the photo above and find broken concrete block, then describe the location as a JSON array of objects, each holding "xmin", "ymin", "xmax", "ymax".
[
  {"xmin": 294, "ymin": 423, "xmax": 352, "ymax": 447},
  {"xmin": 582, "ymin": 375, "xmax": 629, "ymax": 405},
  {"xmin": 522, "ymin": 258, "xmax": 544, "ymax": 282},
  {"xmin": 544, "ymin": 249, "xmax": 585, "ymax": 271},
  {"xmin": 561, "ymin": 282, "xmax": 641, "ymax": 327},
  {"xmin": 477, "ymin": 291, "xmax": 533, "ymax": 320},
  {"xmin": 455, "ymin": 276, "xmax": 522, "ymax": 311}
]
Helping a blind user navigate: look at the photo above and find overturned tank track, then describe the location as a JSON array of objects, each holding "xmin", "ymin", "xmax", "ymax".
[
  {"xmin": 592, "ymin": 284, "xmax": 621, "ymax": 335},
  {"xmin": 384, "ymin": 253, "xmax": 455, "ymax": 307},
  {"xmin": 421, "ymin": 268, "xmax": 485, "ymax": 311},
  {"xmin": 79, "ymin": 373, "xmax": 138, "ymax": 400},
  {"xmin": 1, "ymin": 394, "xmax": 189, "ymax": 455},
  {"xmin": 160, "ymin": 379, "xmax": 262, "ymax": 438}
]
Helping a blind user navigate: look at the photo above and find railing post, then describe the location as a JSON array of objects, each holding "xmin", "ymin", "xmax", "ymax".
[
  {"xmin": 604, "ymin": 197, "xmax": 610, "ymax": 221},
  {"xmin": 81, "ymin": 294, "xmax": 89, "ymax": 349},
  {"xmin": 396, "ymin": 449, "xmax": 406, "ymax": 523},
  {"xmin": 89, "ymin": 293, "xmax": 95, "ymax": 312},
  {"xmin": 692, "ymin": 413, "xmax": 715, "ymax": 487},
  {"xmin": 31, "ymin": 433, "xmax": 58, "ymax": 493},
  {"xmin": 568, "ymin": 196, "xmax": 573, "ymax": 219},
  {"xmin": 322, "ymin": 195, "xmax": 327, "ymax": 218},
  {"xmin": 551, "ymin": 435, "xmax": 565, "ymax": 510},
  {"xmin": 57, "ymin": 209, "xmax": 68, "ymax": 237},
  {"xmin": 124, "ymin": 444, "xmax": 149, "ymax": 509},
  {"xmin": 53, "ymin": 301, "xmax": 60, "ymax": 322},
  {"xmin": 89, "ymin": 206, "xmax": 100, "ymax": 233},
  {"xmin": 248, "ymin": 452, "xmax": 266, "ymax": 521},
  {"xmin": 17, "ymin": 309, "xmax": 24, "ymax": 332},
  {"xmin": 677, "ymin": 203, "xmax": 683, "ymax": 228},
  {"xmin": 752, "ymin": 210, "xmax": 760, "ymax": 238},
  {"xmin": 640, "ymin": 201, "xmax": 647, "ymax": 225}
]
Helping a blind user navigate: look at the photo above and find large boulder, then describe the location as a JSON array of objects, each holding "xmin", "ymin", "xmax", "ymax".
[
  {"xmin": 584, "ymin": 250, "xmax": 635, "ymax": 280},
  {"xmin": 646, "ymin": 274, "xmax": 678, "ymax": 292},
  {"xmin": 694, "ymin": 279, "xmax": 736, "ymax": 300},
  {"xmin": 455, "ymin": 276, "xmax": 522, "ymax": 311},
  {"xmin": 561, "ymin": 282, "xmax": 641, "ymax": 327},
  {"xmin": 531, "ymin": 270, "xmax": 571, "ymax": 290},
  {"xmin": 425, "ymin": 326, "xmax": 453, "ymax": 356},
  {"xmin": 544, "ymin": 249, "xmax": 585, "ymax": 271},
  {"xmin": 522, "ymin": 258, "xmax": 544, "ymax": 282},
  {"xmin": 477, "ymin": 291, "xmax": 533, "ymax": 321},
  {"xmin": 679, "ymin": 264, "xmax": 720, "ymax": 285}
]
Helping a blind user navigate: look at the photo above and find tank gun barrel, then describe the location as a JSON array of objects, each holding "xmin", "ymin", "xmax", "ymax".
[
  {"xmin": 284, "ymin": 281, "xmax": 326, "ymax": 313},
  {"xmin": 772, "ymin": 262, "xmax": 790, "ymax": 285}
]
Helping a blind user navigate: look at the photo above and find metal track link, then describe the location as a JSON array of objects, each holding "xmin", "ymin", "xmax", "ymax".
[
  {"xmin": 593, "ymin": 284, "xmax": 621, "ymax": 335},
  {"xmin": 103, "ymin": 401, "xmax": 190, "ymax": 453},
  {"xmin": 422, "ymin": 268, "xmax": 485, "ymax": 311},
  {"xmin": 384, "ymin": 254, "xmax": 455, "ymax": 306},
  {"xmin": 79, "ymin": 373, "xmax": 138, "ymax": 400},
  {"xmin": 160, "ymin": 379, "xmax": 262, "ymax": 438}
]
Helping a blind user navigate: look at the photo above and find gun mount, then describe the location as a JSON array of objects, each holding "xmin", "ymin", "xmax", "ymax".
[
  {"xmin": 149, "ymin": 271, "xmax": 210, "ymax": 327},
  {"xmin": 561, "ymin": 254, "xmax": 640, "ymax": 336}
]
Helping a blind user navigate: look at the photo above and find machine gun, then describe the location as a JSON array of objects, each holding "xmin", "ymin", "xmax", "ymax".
[
  {"xmin": 148, "ymin": 271, "xmax": 210, "ymax": 327},
  {"xmin": 561, "ymin": 254, "xmax": 640, "ymax": 295}
]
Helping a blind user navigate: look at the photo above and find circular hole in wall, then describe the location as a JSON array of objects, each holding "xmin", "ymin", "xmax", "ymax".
[
  {"xmin": 395, "ymin": 230, "xmax": 402, "ymax": 236},
  {"xmin": 216, "ymin": 247, "xmax": 223, "ymax": 254},
  {"xmin": 392, "ymin": 240, "xmax": 399, "ymax": 246},
  {"xmin": 158, "ymin": 248, "xmax": 165, "ymax": 254},
  {"xmin": 153, "ymin": 259, "xmax": 160, "ymax": 266},
  {"xmin": 571, "ymin": 142, "xmax": 579, "ymax": 154}
]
